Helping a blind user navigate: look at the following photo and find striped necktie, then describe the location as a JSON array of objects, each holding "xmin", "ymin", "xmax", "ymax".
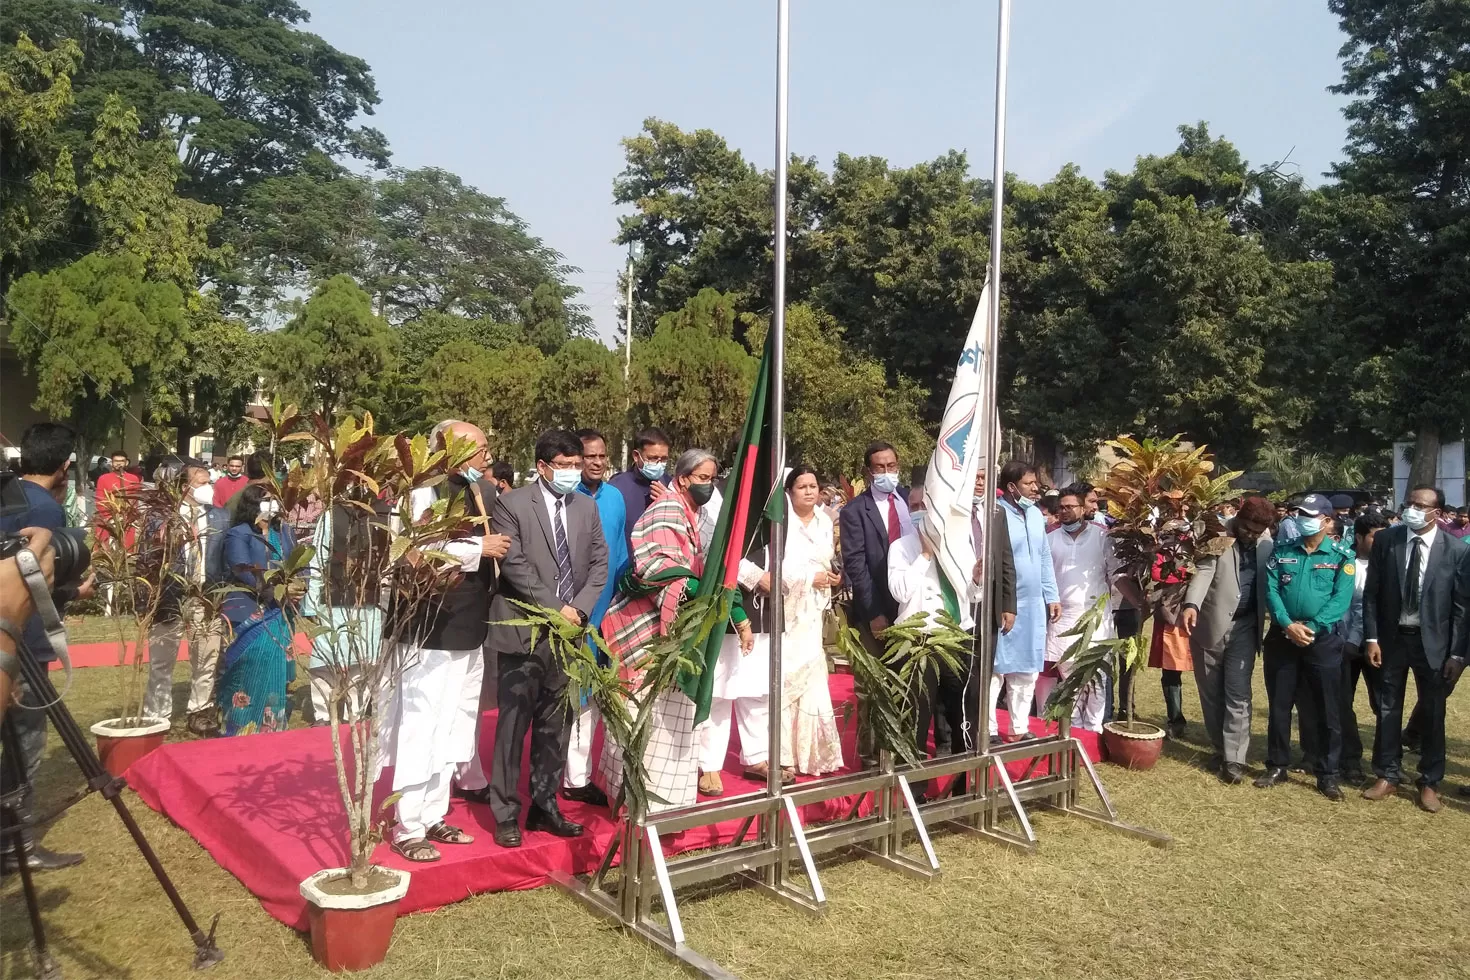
[{"xmin": 553, "ymin": 497, "xmax": 575, "ymax": 603}]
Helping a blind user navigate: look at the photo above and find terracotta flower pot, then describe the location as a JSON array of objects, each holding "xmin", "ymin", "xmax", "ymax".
[
  {"xmin": 300, "ymin": 867, "xmax": 411, "ymax": 972},
  {"xmin": 1102, "ymin": 721, "xmax": 1165, "ymax": 770},
  {"xmin": 90, "ymin": 717, "xmax": 171, "ymax": 777}
]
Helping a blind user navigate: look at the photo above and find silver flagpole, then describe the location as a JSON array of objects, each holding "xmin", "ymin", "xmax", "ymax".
[
  {"xmin": 976, "ymin": 0, "xmax": 1011, "ymax": 759},
  {"xmin": 766, "ymin": 0, "xmax": 790, "ymax": 802}
]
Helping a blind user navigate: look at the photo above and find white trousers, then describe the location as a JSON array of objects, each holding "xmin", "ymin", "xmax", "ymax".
[
  {"xmin": 395, "ymin": 769, "xmax": 452, "ymax": 842},
  {"xmin": 144, "ymin": 605, "xmax": 224, "ymax": 720},
  {"xmin": 564, "ymin": 704, "xmax": 599, "ymax": 789},
  {"xmin": 1032, "ymin": 662, "xmax": 1106, "ymax": 733},
  {"xmin": 695, "ymin": 696, "xmax": 770, "ymax": 772},
  {"xmin": 988, "ymin": 671, "xmax": 1039, "ymax": 737}
]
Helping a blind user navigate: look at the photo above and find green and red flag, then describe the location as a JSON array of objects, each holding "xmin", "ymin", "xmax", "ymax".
[{"xmin": 680, "ymin": 330, "xmax": 782, "ymax": 725}]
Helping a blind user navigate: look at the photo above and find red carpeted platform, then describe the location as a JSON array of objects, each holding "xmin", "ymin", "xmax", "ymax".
[
  {"xmin": 56, "ymin": 634, "xmax": 313, "ymax": 670},
  {"xmin": 127, "ymin": 674, "xmax": 1100, "ymax": 930}
]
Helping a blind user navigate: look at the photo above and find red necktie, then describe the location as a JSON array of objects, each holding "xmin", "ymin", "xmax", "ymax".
[{"xmin": 887, "ymin": 494, "xmax": 901, "ymax": 545}]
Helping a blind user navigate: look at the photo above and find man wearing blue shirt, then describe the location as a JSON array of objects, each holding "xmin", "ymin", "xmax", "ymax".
[
  {"xmin": 563, "ymin": 429, "xmax": 630, "ymax": 806},
  {"xmin": 608, "ymin": 427, "xmax": 672, "ymax": 549},
  {"xmin": 0, "ymin": 423, "xmax": 89, "ymax": 872}
]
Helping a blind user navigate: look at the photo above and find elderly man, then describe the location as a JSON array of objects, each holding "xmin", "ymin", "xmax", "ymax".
[
  {"xmin": 1181, "ymin": 496, "xmax": 1274, "ymax": 784},
  {"xmin": 378, "ymin": 420, "xmax": 509, "ymax": 863}
]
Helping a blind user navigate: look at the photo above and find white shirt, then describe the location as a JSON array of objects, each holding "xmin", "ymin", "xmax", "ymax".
[
  {"xmin": 886, "ymin": 529, "xmax": 975, "ymax": 630},
  {"xmin": 408, "ymin": 485, "xmax": 481, "ymax": 573},
  {"xmin": 1048, "ymin": 523, "xmax": 1115, "ymax": 609},
  {"xmin": 873, "ymin": 487, "xmax": 914, "ymax": 539},
  {"xmin": 1399, "ymin": 525, "xmax": 1437, "ymax": 627}
]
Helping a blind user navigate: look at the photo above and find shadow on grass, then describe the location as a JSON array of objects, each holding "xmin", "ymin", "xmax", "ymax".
[{"xmin": 0, "ymin": 884, "xmax": 134, "ymax": 978}]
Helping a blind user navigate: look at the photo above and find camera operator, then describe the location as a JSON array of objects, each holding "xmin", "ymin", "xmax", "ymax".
[
  {"xmin": 1, "ymin": 528, "xmax": 58, "ymax": 725},
  {"xmin": 0, "ymin": 422, "xmax": 92, "ymax": 873}
]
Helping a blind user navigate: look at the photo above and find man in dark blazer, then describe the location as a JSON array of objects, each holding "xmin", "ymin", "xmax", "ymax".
[
  {"xmin": 840, "ymin": 442, "xmax": 912, "ymax": 647},
  {"xmin": 486, "ymin": 429, "xmax": 609, "ymax": 846},
  {"xmin": 1361, "ymin": 484, "xmax": 1469, "ymax": 813}
]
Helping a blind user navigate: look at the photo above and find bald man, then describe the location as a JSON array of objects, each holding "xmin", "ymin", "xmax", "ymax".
[{"xmin": 377, "ymin": 420, "xmax": 510, "ymax": 863}]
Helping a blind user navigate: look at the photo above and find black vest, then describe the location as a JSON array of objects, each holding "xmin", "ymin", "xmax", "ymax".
[{"xmin": 399, "ymin": 476, "xmax": 497, "ymax": 651}]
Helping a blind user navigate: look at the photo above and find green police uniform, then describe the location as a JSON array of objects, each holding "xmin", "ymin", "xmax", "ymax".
[{"xmin": 1265, "ymin": 536, "xmax": 1356, "ymax": 636}]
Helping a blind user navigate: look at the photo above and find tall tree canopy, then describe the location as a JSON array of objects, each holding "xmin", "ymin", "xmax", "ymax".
[{"xmin": 264, "ymin": 274, "xmax": 393, "ymax": 421}]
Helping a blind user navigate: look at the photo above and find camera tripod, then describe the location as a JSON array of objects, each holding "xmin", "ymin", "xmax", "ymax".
[{"xmin": 0, "ymin": 645, "xmax": 224, "ymax": 977}]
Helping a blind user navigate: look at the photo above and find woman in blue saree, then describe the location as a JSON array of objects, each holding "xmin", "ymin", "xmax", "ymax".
[{"xmin": 216, "ymin": 484, "xmax": 300, "ymax": 736}]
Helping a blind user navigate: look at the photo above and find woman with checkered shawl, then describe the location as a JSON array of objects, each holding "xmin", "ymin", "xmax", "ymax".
[{"xmin": 595, "ymin": 449, "xmax": 753, "ymax": 810}]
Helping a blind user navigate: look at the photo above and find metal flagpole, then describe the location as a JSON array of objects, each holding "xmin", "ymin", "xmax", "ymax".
[
  {"xmin": 766, "ymin": 0, "xmax": 789, "ymax": 804},
  {"xmin": 974, "ymin": 0, "xmax": 1011, "ymax": 761},
  {"xmin": 622, "ymin": 243, "xmax": 636, "ymax": 469}
]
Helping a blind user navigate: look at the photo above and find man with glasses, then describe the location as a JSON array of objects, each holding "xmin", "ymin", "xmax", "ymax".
[
  {"xmin": 609, "ymin": 427, "xmax": 672, "ymax": 550},
  {"xmin": 1257, "ymin": 493, "xmax": 1356, "ymax": 800}
]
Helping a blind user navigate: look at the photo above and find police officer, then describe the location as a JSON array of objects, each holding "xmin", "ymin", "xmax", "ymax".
[{"xmin": 1255, "ymin": 493, "xmax": 1357, "ymax": 800}]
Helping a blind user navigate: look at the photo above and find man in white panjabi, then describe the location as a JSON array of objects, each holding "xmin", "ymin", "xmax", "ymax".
[
  {"xmin": 1036, "ymin": 485, "xmax": 1116, "ymax": 732},
  {"xmin": 375, "ymin": 420, "xmax": 510, "ymax": 863}
]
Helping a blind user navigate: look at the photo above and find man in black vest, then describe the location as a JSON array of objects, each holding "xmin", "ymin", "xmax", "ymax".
[{"xmin": 380, "ymin": 420, "xmax": 509, "ymax": 863}]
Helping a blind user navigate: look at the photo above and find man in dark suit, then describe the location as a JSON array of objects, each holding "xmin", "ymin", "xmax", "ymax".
[
  {"xmin": 1361, "ymin": 484, "xmax": 1469, "ymax": 813},
  {"xmin": 486, "ymin": 429, "xmax": 609, "ymax": 846},
  {"xmin": 839, "ymin": 442, "xmax": 912, "ymax": 648}
]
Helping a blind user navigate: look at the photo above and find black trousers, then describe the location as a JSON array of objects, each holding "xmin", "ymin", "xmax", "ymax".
[
  {"xmin": 1263, "ymin": 628, "xmax": 1344, "ymax": 779},
  {"xmin": 1371, "ymin": 630, "xmax": 1449, "ymax": 787},
  {"xmin": 1339, "ymin": 653, "xmax": 1380, "ymax": 772},
  {"xmin": 489, "ymin": 649, "xmax": 571, "ymax": 824}
]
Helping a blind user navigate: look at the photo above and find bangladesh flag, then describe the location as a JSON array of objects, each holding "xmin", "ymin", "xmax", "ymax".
[{"xmin": 679, "ymin": 329, "xmax": 782, "ymax": 725}]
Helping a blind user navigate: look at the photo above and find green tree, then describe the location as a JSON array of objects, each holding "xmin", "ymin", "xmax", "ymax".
[
  {"xmin": 0, "ymin": 32, "xmax": 81, "ymax": 294},
  {"xmin": 5, "ymin": 249, "xmax": 188, "ymax": 449},
  {"xmin": 629, "ymin": 289, "xmax": 756, "ymax": 459},
  {"xmin": 1305, "ymin": 0, "xmax": 1470, "ymax": 486},
  {"xmin": 534, "ymin": 338, "xmax": 628, "ymax": 452},
  {"xmin": 745, "ymin": 304, "xmax": 930, "ymax": 478},
  {"xmin": 170, "ymin": 314, "xmax": 259, "ymax": 454},
  {"xmin": 264, "ymin": 274, "xmax": 393, "ymax": 421},
  {"xmin": 421, "ymin": 341, "xmax": 544, "ymax": 469}
]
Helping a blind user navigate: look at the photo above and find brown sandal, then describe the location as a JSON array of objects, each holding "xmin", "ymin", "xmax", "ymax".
[
  {"xmin": 391, "ymin": 837, "xmax": 441, "ymax": 862},
  {"xmin": 426, "ymin": 823, "xmax": 475, "ymax": 845}
]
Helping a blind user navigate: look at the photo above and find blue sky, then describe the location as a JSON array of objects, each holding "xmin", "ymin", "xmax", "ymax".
[{"xmin": 305, "ymin": 0, "xmax": 1350, "ymax": 340}]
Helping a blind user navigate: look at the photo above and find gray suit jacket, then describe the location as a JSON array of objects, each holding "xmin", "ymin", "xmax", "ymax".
[
  {"xmin": 1184, "ymin": 531, "xmax": 1273, "ymax": 658},
  {"xmin": 487, "ymin": 480, "xmax": 609, "ymax": 658},
  {"xmin": 1362, "ymin": 524, "xmax": 1468, "ymax": 668}
]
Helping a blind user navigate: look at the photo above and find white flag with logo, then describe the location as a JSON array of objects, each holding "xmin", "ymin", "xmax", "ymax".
[{"xmin": 921, "ymin": 279, "xmax": 992, "ymax": 620}]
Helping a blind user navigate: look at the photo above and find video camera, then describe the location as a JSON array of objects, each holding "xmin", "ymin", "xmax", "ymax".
[{"xmin": 0, "ymin": 527, "xmax": 89, "ymax": 676}]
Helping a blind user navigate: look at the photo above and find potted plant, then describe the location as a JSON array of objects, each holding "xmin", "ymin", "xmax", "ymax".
[
  {"xmin": 254, "ymin": 408, "xmax": 477, "ymax": 971},
  {"xmin": 1095, "ymin": 435, "xmax": 1238, "ymax": 768},
  {"xmin": 88, "ymin": 473, "xmax": 219, "ymax": 775}
]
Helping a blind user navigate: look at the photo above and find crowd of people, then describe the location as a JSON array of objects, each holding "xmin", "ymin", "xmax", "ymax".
[{"xmin": 2, "ymin": 417, "xmax": 1466, "ymax": 874}]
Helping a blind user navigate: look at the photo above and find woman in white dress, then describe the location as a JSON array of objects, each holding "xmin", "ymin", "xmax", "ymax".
[{"xmin": 779, "ymin": 466, "xmax": 844, "ymax": 776}]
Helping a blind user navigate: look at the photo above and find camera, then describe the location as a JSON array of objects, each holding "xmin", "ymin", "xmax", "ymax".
[{"xmin": 0, "ymin": 527, "xmax": 91, "ymax": 595}]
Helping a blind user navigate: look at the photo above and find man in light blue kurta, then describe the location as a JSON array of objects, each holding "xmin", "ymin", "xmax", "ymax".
[
  {"xmin": 990, "ymin": 460, "xmax": 1060, "ymax": 739},
  {"xmin": 563, "ymin": 430, "xmax": 631, "ymax": 803}
]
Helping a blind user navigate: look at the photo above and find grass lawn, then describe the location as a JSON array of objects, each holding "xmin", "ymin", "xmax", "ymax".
[{"xmin": 3, "ymin": 646, "xmax": 1468, "ymax": 980}]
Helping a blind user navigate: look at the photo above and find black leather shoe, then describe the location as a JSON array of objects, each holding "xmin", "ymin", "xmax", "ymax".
[
  {"xmin": 1318, "ymin": 780, "xmax": 1345, "ymax": 803},
  {"xmin": 561, "ymin": 784, "xmax": 609, "ymax": 807},
  {"xmin": 525, "ymin": 806, "xmax": 584, "ymax": 838},
  {"xmin": 1253, "ymin": 767, "xmax": 1289, "ymax": 789},
  {"xmin": 1341, "ymin": 768, "xmax": 1366, "ymax": 786},
  {"xmin": 1219, "ymin": 762, "xmax": 1246, "ymax": 785},
  {"xmin": 492, "ymin": 821, "xmax": 522, "ymax": 848},
  {"xmin": 452, "ymin": 785, "xmax": 495, "ymax": 805},
  {"xmin": 2, "ymin": 845, "xmax": 85, "ymax": 874}
]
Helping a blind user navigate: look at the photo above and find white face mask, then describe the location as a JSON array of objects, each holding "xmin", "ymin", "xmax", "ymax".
[
  {"xmin": 258, "ymin": 499, "xmax": 281, "ymax": 519},
  {"xmin": 192, "ymin": 485, "xmax": 214, "ymax": 506},
  {"xmin": 1401, "ymin": 506, "xmax": 1431, "ymax": 530}
]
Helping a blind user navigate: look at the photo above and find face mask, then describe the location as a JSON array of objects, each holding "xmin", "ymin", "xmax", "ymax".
[
  {"xmin": 192, "ymin": 485, "xmax": 214, "ymax": 506},
  {"xmin": 1295, "ymin": 515, "xmax": 1324, "ymax": 536},
  {"xmin": 871, "ymin": 472, "xmax": 899, "ymax": 495},
  {"xmin": 911, "ymin": 511, "xmax": 925, "ymax": 533},
  {"xmin": 258, "ymin": 500, "xmax": 280, "ymax": 519},
  {"xmin": 1062, "ymin": 519, "xmax": 1085, "ymax": 533},
  {"xmin": 972, "ymin": 494, "xmax": 985, "ymax": 509},
  {"xmin": 547, "ymin": 468, "xmax": 580, "ymax": 495},
  {"xmin": 1401, "ymin": 506, "xmax": 1430, "ymax": 530},
  {"xmin": 1014, "ymin": 493, "xmax": 1036, "ymax": 510},
  {"xmin": 640, "ymin": 461, "xmax": 667, "ymax": 481},
  {"xmin": 462, "ymin": 465, "xmax": 483, "ymax": 483},
  {"xmin": 687, "ymin": 482, "xmax": 715, "ymax": 507}
]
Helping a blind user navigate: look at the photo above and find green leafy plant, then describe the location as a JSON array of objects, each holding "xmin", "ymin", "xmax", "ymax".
[
  {"xmin": 835, "ymin": 610, "xmax": 967, "ymax": 766},
  {"xmin": 1042, "ymin": 593, "xmax": 1136, "ymax": 726}
]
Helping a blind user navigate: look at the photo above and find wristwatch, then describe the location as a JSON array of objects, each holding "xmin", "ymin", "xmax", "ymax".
[{"xmin": 576, "ymin": 608, "xmax": 589, "ymax": 627}]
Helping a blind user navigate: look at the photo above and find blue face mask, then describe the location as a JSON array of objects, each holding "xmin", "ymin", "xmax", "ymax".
[
  {"xmin": 462, "ymin": 465, "xmax": 483, "ymax": 483},
  {"xmin": 871, "ymin": 472, "xmax": 899, "ymax": 495},
  {"xmin": 911, "ymin": 511, "xmax": 925, "ymax": 533},
  {"xmin": 547, "ymin": 468, "xmax": 580, "ymax": 495},
  {"xmin": 1295, "ymin": 515, "xmax": 1324, "ymax": 536},
  {"xmin": 1062, "ymin": 519, "xmax": 1086, "ymax": 533},
  {"xmin": 640, "ymin": 460, "xmax": 667, "ymax": 481},
  {"xmin": 1015, "ymin": 494, "xmax": 1036, "ymax": 510}
]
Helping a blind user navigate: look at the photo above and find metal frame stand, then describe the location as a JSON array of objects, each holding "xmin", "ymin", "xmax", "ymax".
[{"xmin": 552, "ymin": 792, "xmax": 824, "ymax": 980}]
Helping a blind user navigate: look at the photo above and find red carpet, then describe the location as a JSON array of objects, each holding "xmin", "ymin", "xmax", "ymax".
[
  {"xmin": 56, "ymin": 634, "xmax": 313, "ymax": 670},
  {"xmin": 128, "ymin": 674, "xmax": 1099, "ymax": 930}
]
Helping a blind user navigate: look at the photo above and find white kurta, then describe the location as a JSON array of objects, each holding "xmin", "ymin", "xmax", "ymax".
[
  {"xmin": 1044, "ymin": 523, "xmax": 1117, "ymax": 663},
  {"xmin": 780, "ymin": 508, "xmax": 843, "ymax": 775}
]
